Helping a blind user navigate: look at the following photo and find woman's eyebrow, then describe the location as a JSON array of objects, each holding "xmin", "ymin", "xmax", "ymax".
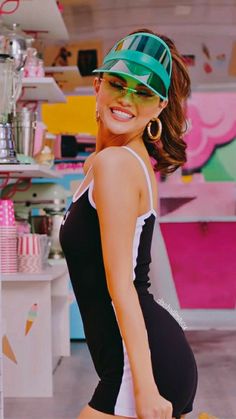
[{"xmin": 109, "ymin": 73, "xmax": 151, "ymax": 89}]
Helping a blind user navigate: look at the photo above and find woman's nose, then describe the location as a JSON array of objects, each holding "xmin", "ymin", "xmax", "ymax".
[{"xmin": 117, "ymin": 91, "xmax": 134, "ymax": 106}]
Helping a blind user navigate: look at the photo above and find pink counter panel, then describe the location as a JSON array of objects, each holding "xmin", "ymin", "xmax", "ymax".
[{"xmin": 160, "ymin": 222, "xmax": 236, "ymax": 309}]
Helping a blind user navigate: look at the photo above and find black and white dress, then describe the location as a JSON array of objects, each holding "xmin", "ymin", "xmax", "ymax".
[{"xmin": 59, "ymin": 146, "xmax": 198, "ymax": 418}]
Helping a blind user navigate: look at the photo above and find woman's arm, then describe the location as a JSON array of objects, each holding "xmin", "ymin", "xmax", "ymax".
[{"xmin": 93, "ymin": 147, "xmax": 158, "ymax": 396}]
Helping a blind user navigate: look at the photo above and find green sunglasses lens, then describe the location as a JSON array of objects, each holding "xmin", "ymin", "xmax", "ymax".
[{"xmin": 102, "ymin": 78, "xmax": 156, "ymax": 101}]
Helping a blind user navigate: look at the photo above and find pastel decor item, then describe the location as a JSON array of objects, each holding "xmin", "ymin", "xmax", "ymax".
[
  {"xmin": 0, "ymin": 199, "xmax": 16, "ymax": 226},
  {"xmin": 203, "ymin": 62, "xmax": 212, "ymax": 73},
  {"xmin": 25, "ymin": 303, "xmax": 38, "ymax": 336},
  {"xmin": 0, "ymin": 199, "xmax": 17, "ymax": 273},
  {"xmin": 17, "ymin": 234, "xmax": 42, "ymax": 273},
  {"xmin": 2, "ymin": 334, "xmax": 17, "ymax": 364},
  {"xmin": 202, "ymin": 43, "xmax": 211, "ymax": 60},
  {"xmin": 33, "ymin": 121, "xmax": 46, "ymax": 156},
  {"xmin": 0, "ymin": 228, "xmax": 17, "ymax": 273}
]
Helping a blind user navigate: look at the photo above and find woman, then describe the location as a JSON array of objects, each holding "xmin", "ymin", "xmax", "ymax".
[{"xmin": 60, "ymin": 29, "xmax": 198, "ymax": 419}]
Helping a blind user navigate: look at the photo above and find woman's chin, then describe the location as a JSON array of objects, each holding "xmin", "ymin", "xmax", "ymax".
[{"xmin": 101, "ymin": 121, "xmax": 133, "ymax": 136}]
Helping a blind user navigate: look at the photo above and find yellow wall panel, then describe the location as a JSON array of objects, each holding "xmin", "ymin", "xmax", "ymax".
[{"xmin": 41, "ymin": 96, "xmax": 97, "ymax": 135}]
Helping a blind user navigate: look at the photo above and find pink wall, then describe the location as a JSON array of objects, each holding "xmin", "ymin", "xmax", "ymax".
[{"xmin": 160, "ymin": 222, "xmax": 236, "ymax": 309}]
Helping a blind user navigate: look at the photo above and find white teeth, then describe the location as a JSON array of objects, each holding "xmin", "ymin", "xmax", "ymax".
[{"xmin": 112, "ymin": 109, "xmax": 133, "ymax": 119}]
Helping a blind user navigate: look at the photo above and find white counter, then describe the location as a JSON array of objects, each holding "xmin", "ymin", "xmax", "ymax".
[
  {"xmin": 1, "ymin": 264, "xmax": 67, "ymax": 282},
  {"xmin": 1, "ymin": 260, "xmax": 70, "ymax": 398}
]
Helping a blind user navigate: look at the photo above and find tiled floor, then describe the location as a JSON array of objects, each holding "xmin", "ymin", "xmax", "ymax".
[{"xmin": 4, "ymin": 330, "xmax": 236, "ymax": 419}]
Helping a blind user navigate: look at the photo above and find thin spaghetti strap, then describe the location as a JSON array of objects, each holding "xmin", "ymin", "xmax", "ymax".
[
  {"xmin": 86, "ymin": 164, "xmax": 93, "ymax": 175},
  {"xmin": 72, "ymin": 164, "xmax": 93, "ymax": 203},
  {"xmin": 121, "ymin": 146, "xmax": 154, "ymax": 210}
]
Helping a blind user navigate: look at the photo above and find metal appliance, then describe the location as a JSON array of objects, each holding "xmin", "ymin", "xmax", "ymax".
[
  {"xmin": 0, "ymin": 54, "xmax": 19, "ymax": 163},
  {"xmin": 0, "ymin": 21, "xmax": 31, "ymax": 71},
  {"xmin": 2, "ymin": 182, "xmax": 71, "ymax": 259},
  {"xmin": 0, "ymin": 22, "xmax": 32, "ymax": 164},
  {"xmin": 12, "ymin": 107, "xmax": 37, "ymax": 163}
]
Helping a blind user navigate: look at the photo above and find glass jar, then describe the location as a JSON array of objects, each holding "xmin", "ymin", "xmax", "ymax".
[{"xmin": 35, "ymin": 132, "xmax": 56, "ymax": 167}]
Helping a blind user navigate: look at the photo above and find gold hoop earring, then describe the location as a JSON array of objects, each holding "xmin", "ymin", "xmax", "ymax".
[
  {"xmin": 95, "ymin": 110, "xmax": 100, "ymax": 122},
  {"xmin": 147, "ymin": 118, "xmax": 162, "ymax": 142},
  {"xmin": 95, "ymin": 103, "xmax": 100, "ymax": 122}
]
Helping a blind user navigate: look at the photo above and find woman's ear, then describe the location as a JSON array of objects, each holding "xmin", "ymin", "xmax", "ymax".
[
  {"xmin": 159, "ymin": 99, "xmax": 168, "ymax": 111},
  {"xmin": 93, "ymin": 77, "xmax": 101, "ymax": 95},
  {"xmin": 156, "ymin": 99, "xmax": 168, "ymax": 118}
]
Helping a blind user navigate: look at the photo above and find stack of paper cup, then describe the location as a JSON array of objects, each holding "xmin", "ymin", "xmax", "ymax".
[
  {"xmin": 17, "ymin": 234, "xmax": 42, "ymax": 273},
  {"xmin": 0, "ymin": 199, "xmax": 17, "ymax": 273}
]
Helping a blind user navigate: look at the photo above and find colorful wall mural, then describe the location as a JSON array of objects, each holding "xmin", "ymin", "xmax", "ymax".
[
  {"xmin": 202, "ymin": 137, "xmax": 236, "ymax": 181},
  {"xmin": 184, "ymin": 92, "xmax": 236, "ymax": 180}
]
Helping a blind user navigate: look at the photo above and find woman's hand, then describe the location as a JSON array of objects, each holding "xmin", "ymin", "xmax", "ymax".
[{"xmin": 135, "ymin": 385, "xmax": 173, "ymax": 419}]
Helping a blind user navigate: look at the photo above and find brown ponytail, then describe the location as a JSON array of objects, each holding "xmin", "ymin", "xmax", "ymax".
[{"xmin": 130, "ymin": 29, "xmax": 191, "ymax": 175}]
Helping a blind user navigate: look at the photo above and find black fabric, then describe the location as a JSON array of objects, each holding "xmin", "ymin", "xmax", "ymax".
[{"xmin": 60, "ymin": 187, "xmax": 198, "ymax": 417}]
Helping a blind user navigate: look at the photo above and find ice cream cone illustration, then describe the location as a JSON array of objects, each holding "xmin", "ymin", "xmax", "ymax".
[
  {"xmin": 25, "ymin": 303, "xmax": 38, "ymax": 336},
  {"xmin": 2, "ymin": 334, "xmax": 17, "ymax": 364}
]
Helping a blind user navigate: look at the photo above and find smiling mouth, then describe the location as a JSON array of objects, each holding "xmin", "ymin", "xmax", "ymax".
[{"xmin": 110, "ymin": 107, "xmax": 134, "ymax": 120}]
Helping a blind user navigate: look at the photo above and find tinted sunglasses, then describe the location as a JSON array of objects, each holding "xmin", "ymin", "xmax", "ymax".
[{"xmin": 100, "ymin": 76, "xmax": 159, "ymax": 103}]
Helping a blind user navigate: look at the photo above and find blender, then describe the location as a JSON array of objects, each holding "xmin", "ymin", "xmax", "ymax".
[
  {"xmin": 0, "ymin": 22, "xmax": 30, "ymax": 164},
  {"xmin": 0, "ymin": 53, "xmax": 20, "ymax": 164}
]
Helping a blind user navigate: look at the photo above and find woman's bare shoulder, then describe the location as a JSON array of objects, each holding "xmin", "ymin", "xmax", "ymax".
[
  {"xmin": 93, "ymin": 147, "xmax": 148, "ymax": 197},
  {"xmin": 83, "ymin": 151, "xmax": 97, "ymax": 174},
  {"xmin": 93, "ymin": 146, "xmax": 138, "ymax": 172},
  {"xmin": 84, "ymin": 147, "xmax": 135, "ymax": 177},
  {"xmin": 83, "ymin": 147, "xmax": 125, "ymax": 175},
  {"xmin": 93, "ymin": 147, "xmax": 140, "ymax": 225}
]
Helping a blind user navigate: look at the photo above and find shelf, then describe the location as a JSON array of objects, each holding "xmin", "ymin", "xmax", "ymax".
[
  {"xmin": 1, "ymin": 263, "xmax": 68, "ymax": 282},
  {"xmin": 45, "ymin": 66, "xmax": 78, "ymax": 72},
  {"xmin": 2, "ymin": 271, "xmax": 53, "ymax": 282},
  {"xmin": 0, "ymin": 164, "xmax": 62, "ymax": 179},
  {"xmin": 22, "ymin": 77, "xmax": 66, "ymax": 103},
  {"xmin": 54, "ymin": 169, "xmax": 84, "ymax": 175},
  {"xmin": 55, "ymin": 157, "xmax": 87, "ymax": 162},
  {"xmin": 2, "ymin": 0, "xmax": 69, "ymax": 40}
]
